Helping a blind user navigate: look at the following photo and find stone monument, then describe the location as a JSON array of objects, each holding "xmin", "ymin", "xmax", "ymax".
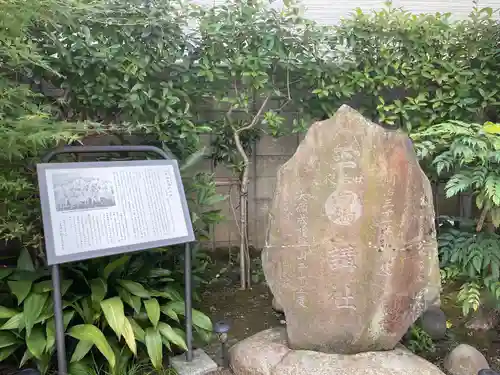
[{"xmin": 229, "ymin": 105, "xmax": 444, "ymax": 375}]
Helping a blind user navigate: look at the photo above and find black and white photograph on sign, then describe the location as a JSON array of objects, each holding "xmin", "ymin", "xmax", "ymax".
[
  {"xmin": 37, "ymin": 161, "xmax": 194, "ymax": 265},
  {"xmin": 52, "ymin": 173, "xmax": 116, "ymax": 212}
]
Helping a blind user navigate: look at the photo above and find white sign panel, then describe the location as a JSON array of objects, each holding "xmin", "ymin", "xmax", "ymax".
[{"xmin": 37, "ymin": 160, "xmax": 195, "ymax": 265}]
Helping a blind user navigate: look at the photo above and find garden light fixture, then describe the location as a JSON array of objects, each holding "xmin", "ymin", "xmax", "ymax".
[{"xmin": 214, "ymin": 320, "xmax": 231, "ymax": 367}]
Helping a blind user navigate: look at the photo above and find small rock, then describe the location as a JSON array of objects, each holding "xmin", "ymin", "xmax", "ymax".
[
  {"xmin": 478, "ymin": 369, "xmax": 499, "ymax": 375},
  {"xmin": 465, "ymin": 308, "xmax": 500, "ymax": 331},
  {"xmin": 444, "ymin": 344, "xmax": 490, "ymax": 375},
  {"xmin": 420, "ymin": 306, "xmax": 447, "ymax": 340},
  {"xmin": 229, "ymin": 328, "xmax": 290, "ymax": 375},
  {"xmin": 279, "ymin": 319, "xmax": 286, "ymax": 325}
]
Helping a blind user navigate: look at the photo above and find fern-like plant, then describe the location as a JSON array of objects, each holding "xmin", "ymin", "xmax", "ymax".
[
  {"xmin": 438, "ymin": 226, "xmax": 500, "ymax": 315},
  {"xmin": 412, "ymin": 120, "xmax": 500, "ymax": 231}
]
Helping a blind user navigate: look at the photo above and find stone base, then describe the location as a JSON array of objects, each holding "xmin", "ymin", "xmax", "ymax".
[
  {"xmin": 171, "ymin": 349, "xmax": 218, "ymax": 375},
  {"xmin": 229, "ymin": 327, "xmax": 446, "ymax": 375}
]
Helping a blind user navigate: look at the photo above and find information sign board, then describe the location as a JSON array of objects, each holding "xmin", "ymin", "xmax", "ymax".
[{"xmin": 37, "ymin": 159, "xmax": 195, "ymax": 265}]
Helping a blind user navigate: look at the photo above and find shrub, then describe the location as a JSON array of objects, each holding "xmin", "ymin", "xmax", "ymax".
[
  {"xmin": 438, "ymin": 225, "xmax": 500, "ymax": 316},
  {"xmin": 412, "ymin": 120, "xmax": 500, "ymax": 231},
  {"xmin": 33, "ymin": 0, "xmax": 207, "ymax": 159},
  {"xmin": 0, "ymin": 249, "xmax": 213, "ymax": 374},
  {"xmin": 309, "ymin": 4, "xmax": 500, "ymax": 131},
  {"xmin": 0, "ymin": 0, "xmax": 223, "ymax": 372}
]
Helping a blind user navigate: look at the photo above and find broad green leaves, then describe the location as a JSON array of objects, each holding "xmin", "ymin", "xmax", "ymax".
[
  {"xmin": 26, "ymin": 326, "xmax": 46, "ymax": 359},
  {"xmin": 70, "ymin": 340, "xmax": 94, "ymax": 363},
  {"xmin": 0, "ymin": 248, "xmax": 214, "ymax": 374},
  {"xmin": 144, "ymin": 299, "xmax": 161, "ymax": 327},
  {"xmin": 8, "ymin": 280, "xmax": 32, "ymax": 305},
  {"xmin": 165, "ymin": 301, "xmax": 213, "ymax": 332},
  {"xmin": 100, "ymin": 297, "xmax": 137, "ymax": 355},
  {"xmin": 101, "ymin": 298, "xmax": 125, "ymax": 340},
  {"xmin": 144, "ymin": 328, "xmax": 163, "ymax": 370},
  {"xmin": 158, "ymin": 323, "xmax": 187, "ymax": 351},
  {"xmin": 90, "ymin": 278, "xmax": 107, "ymax": 308},
  {"xmin": 0, "ymin": 332, "xmax": 18, "ymax": 348},
  {"xmin": 0, "ymin": 306, "xmax": 18, "ymax": 319},
  {"xmin": 69, "ymin": 325, "xmax": 116, "ymax": 369},
  {"xmin": 24, "ymin": 293, "xmax": 49, "ymax": 337},
  {"xmin": 118, "ymin": 280, "xmax": 150, "ymax": 298}
]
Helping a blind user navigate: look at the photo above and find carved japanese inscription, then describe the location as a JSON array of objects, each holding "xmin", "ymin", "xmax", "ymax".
[{"xmin": 262, "ymin": 105, "xmax": 441, "ymax": 354}]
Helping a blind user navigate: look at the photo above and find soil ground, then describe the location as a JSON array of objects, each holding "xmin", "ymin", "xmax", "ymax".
[{"xmin": 200, "ymin": 253, "xmax": 500, "ymax": 375}]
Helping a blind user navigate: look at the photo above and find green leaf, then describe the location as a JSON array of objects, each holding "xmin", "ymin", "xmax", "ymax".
[
  {"xmin": 122, "ymin": 316, "xmax": 137, "ymax": 355},
  {"xmin": 61, "ymin": 280, "xmax": 74, "ymax": 296},
  {"xmin": 117, "ymin": 287, "xmax": 142, "ymax": 314},
  {"xmin": 8, "ymin": 280, "xmax": 32, "ymax": 305},
  {"xmin": 0, "ymin": 344, "xmax": 18, "ymax": 361},
  {"xmin": 64, "ymin": 310, "xmax": 75, "ymax": 329},
  {"xmin": 166, "ymin": 302, "xmax": 213, "ymax": 331},
  {"xmin": 150, "ymin": 287, "xmax": 183, "ymax": 301},
  {"xmin": 17, "ymin": 248, "xmax": 35, "ymax": 272},
  {"xmin": 1, "ymin": 313, "xmax": 23, "ymax": 330},
  {"xmin": 33, "ymin": 280, "xmax": 53, "ymax": 294},
  {"xmin": 69, "ymin": 361, "xmax": 96, "ymax": 375},
  {"xmin": 69, "ymin": 325, "xmax": 116, "ymax": 369},
  {"xmin": 45, "ymin": 311, "xmax": 74, "ymax": 353},
  {"xmin": 161, "ymin": 306, "xmax": 179, "ymax": 323},
  {"xmin": 194, "ymin": 325, "xmax": 212, "ymax": 343},
  {"xmin": 144, "ymin": 298, "xmax": 160, "ymax": 327},
  {"xmin": 100, "ymin": 297, "xmax": 125, "ymax": 340},
  {"xmin": 108, "ymin": 337, "xmax": 133, "ymax": 374},
  {"xmin": 20, "ymin": 350, "xmax": 33, "ymax": 367},
  {"xmin": 127, "ymin": 317, "xmax": 145, "ymax": 343},
  {"xmin": 70, "ymin": 340, "xmax": 93, "ymax": 363},
  {"xmin": 180, "ymin": 148, "xmax": 207, "ymax": 172},
  {"xmin": 117, "ymin": 280, "xmax": 150, "ymax": 298},
  {"xmin": 74, "ymin": 297, "xmax": 94, "ymax": 324},
  {"xmin": 26, "ymin": 326, "xmax": 46, "ymax": 359},
  {"xmin": 0, "ymin": 269, "xmax": 13, "ymax": 280},
  {"xmin": 0, "ymin": 332, "xmax": 18, "ymax": 348},
  {"xmin": 103, "ymin": 256, "xmax": 130, "ymax": 280},
  {"xmin": 158, "ymin": 322, "xmax": 187, "ymax": 351},
  {"xmin": 33, "ymin": 280, "xmax": 73, "ymax": 295},
  {"xmin": 46, "ymin": 318, "xmax": 55, "ymax": 352},
  {"xmin": 145, "ymin": 327, "xmax": 163, "ymax": 370},
  {"xmin": 24, "ymin": 293, "xmax": 49, "ymax": 337},
  {"xmin": 90, "ymin": 278, "xmax": 107, "ymax": 307},
  {"xmin": 0, "ymin": 306, "xmax": 18, "ymax": 319}
]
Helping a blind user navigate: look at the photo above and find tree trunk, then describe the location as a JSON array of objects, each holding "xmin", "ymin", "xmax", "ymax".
[
  {"xmin": 234, "ymin": 130, "xmax": 251, "ymax": 290},
  {"xmin": 230, "ymin": 94, "xmax": 270, "ymax": 290}
]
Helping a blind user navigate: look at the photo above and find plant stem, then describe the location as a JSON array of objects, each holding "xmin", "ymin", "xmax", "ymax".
[
  {"xmin": 476, "ymin": 206, "xmax": 488, "ymax": 232},
  {"xmin": 232, "ymin": 94, "xmax": 271, "ymax": 290}
]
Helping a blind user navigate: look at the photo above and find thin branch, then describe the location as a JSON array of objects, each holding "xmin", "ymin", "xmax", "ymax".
[
  {"xmin": 286, "ymin": 66, "xmax": 291, "ymax": 100},
  {"xmin": 476, "ymin": 206, "xmax": 489, "ymax": 232},
  {"xmin": 235, "ymin": 94, "xmax": 271, "ymax": 134}
]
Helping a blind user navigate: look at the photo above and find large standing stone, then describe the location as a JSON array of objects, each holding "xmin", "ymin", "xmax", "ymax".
[{"xmin": 262, "ymin": 105, "xmax": 441, "ymax": 354}]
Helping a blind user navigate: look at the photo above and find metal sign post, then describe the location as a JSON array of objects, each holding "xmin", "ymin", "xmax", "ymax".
[{"xmin": 40, "ymin": 145, "xmax": 195, "ymax": 374}]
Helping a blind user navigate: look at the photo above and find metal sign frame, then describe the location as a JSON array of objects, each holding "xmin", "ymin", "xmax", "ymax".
[
  {"xmin": 39, "ymin": 145, "xmax": 196, "ymax": 375},
  {"xmin": 37, "ymin": 159, "xmax": 194, "ymax": 265}
]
